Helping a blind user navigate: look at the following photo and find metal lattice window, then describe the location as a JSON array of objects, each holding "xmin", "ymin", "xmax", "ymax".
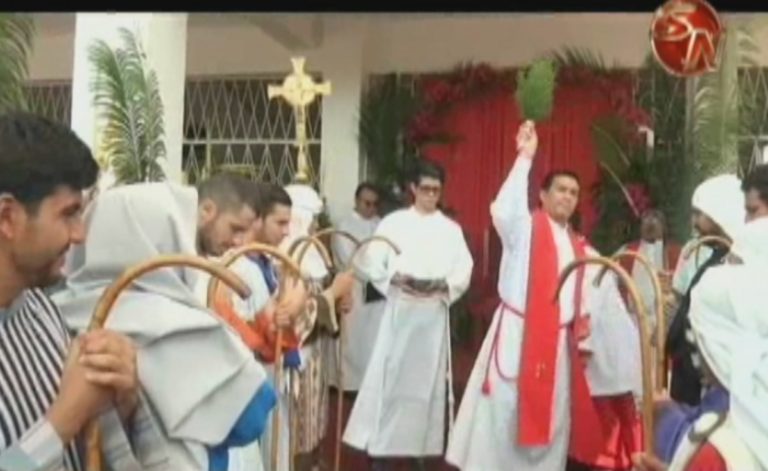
[
  {"xmin": 182, "ymin": 75, "xmax": 323, "ymax": 186},
  {"xmin": 23, "ymin": 81, "xmax": 72, "ymax": 126}
]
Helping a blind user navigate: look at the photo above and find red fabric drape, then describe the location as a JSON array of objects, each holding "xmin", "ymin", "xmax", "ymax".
[{"xmin": 425, "ymin": 83, "xmax": 620, "ymax": 316}]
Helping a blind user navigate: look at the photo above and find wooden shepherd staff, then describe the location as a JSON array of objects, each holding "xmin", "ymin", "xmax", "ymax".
[
  {"xmin": 205, "ymin": 242, "xmax": 303, "ymax": 471},
  {"xmin": 283, "ymin": 234, "xmax": 333, "ymax": 471},
  {"xmin": 555, "ymin": 256, "xmax": 655, "ymax": 454},
  {"xmin": 290, "ymin": 232, "xmax": 401, "ymax": 471},
  {"xmin": 608, "ymin": 250, "xmax": 666, "ymax": 390},
  {"xmin": 85, "ymin": 254, "xmax": 252, "ymax": 471}
]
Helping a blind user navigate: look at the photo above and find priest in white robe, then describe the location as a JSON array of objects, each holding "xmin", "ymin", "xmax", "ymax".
[
  {"xmin": 343, "ymin": 160, "xmax": 473, "ymax": 469},
  {"xmin": 446, "ymin": 121, "xmax": 601, "ymax": 471},
  {"xmin": 332, "ymin": 182, "xmax": 386, "ymax": 391}
]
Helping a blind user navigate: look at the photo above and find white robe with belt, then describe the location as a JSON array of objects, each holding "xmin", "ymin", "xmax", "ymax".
[
  {"xmin": 332, "ymin": 211, "xmax": 385, "ymax": 391},
  {"xmin": 446, "ymin": 157, "xmax": 585, "ymax": 471},
  {"xmin": 342, "ymin": 206, "xmax": 473, "ymax": 457}
]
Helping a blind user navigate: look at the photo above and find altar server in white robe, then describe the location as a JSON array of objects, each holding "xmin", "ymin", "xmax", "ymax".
[
  {"xmin": 343, "ymin": 160, "xmax": 474, "ymax": 468},
  {"xmin": 332, "ymin": 182, "xmax": 386, "ymax": 391},
  {"xmin": 446, "ymin": 121, "xmax": 602, "ymax": 471}
]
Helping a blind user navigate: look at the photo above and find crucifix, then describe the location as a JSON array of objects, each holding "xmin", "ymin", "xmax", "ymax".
[{"xmin": 268, "ymin": 57, "xmax": 332, "ymax": 183}]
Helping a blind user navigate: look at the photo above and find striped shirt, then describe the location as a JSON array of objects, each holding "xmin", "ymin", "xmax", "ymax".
[{"xmin": 0, "ymin": 288, "xmax": 82, "ymax": 470}]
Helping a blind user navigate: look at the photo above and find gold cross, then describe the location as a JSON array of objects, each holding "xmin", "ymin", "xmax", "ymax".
[{"xmin": 268, "ymin": 57, "xmax": 332, "ymax": 183}]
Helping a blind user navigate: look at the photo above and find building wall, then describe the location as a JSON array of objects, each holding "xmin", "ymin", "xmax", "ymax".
[{"xmin": 25, "ymin": 12, "xmax": 768, "ymax": 219}]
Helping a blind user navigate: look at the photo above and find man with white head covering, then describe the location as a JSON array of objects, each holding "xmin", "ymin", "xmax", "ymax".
[
  {"xmin": 666, "ymin": 174, "xmax": 745, "ymax": 407},
  {"xmin": 280, "ymin": 182, "xmax": 354, "ymax": 471},
  {"xmin": 634, "ymin": 217, "xmax": 768, "ymax": 471},
  {"xmin": 53, "ymin": 182, "xmax": 276, "ymax": 470}
]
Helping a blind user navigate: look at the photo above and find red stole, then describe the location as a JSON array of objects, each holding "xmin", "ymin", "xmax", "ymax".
[{"xmin": 517, "ymin": 210, "xmax": 603, "ymax": 458}]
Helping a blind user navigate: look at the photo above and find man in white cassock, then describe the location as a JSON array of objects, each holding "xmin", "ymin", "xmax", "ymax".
[
  {"xmin": 343, "ymin": 160, "xmax": 474, "ymax": 470},
  {"xmin": 331, "ymin": 182, "xmax": 386, "ymax": 391},
  {"xmin": 446, "ymin": 121, "xmax": 602, "ymax": 471},
  {"xmin": 615, "ymin": 210, "xmax": 681, "ymax": 331},
  {"xmin": 573, "ymin": 246, "xmax": 644, "ymax": 471}
]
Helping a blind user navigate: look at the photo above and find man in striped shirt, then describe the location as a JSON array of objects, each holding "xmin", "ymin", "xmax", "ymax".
[{"xmin": 0, "ymin": 112, "xmax": 145, "ymax": 470}]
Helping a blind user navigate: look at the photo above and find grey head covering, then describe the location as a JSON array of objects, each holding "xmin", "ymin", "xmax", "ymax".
[{"xmin": 53, "ymin": 182, "xmax": 267, "ymax": 450}]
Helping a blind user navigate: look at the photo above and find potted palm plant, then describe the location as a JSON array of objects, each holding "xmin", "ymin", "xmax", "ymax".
[
  {"xmin": 89, "ymin": 27, "xmax": 166, "ymax": 185},
  {"xmin": 0, "ymin": 14, "xmax": 34, "ymax": 113}
]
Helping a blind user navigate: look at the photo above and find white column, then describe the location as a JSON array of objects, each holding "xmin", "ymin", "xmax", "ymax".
[
  {"xmin": 70, "ymin": 13, "xmax": 188, "ymax": 184},
  {"xmin": 317, "ymin": 23, "xmax": 367, "ymax": 224}
]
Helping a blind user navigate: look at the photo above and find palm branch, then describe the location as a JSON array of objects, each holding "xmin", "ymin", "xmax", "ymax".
[
  {"xmin": 358, "ymin": 74, "xmax": 419, "ymax": 186},
  {"xmin": 89, "ymin": 27, "xmax": 166, "ymax": 185},
  {"xmin": 692, "ymin": 20, "xmax": 761, "ymax": 179},
  {"xmin": 0, "ymin": 14, "xmax": 34, "ymax": 112},
  {"xmin": 549, "ymin": 46, "xmax": 620, "ymax": 74}
]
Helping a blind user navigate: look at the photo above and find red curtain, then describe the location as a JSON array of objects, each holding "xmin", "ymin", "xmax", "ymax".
[{"xmin": 425, "ymin": 83, "xmax": 618, "ymax": 316}]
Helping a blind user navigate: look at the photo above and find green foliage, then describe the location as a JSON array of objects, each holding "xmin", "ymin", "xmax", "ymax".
[
  {"xmin": 550, "ymin": 46, "xmax": 618, "ymax": 73},
  {"xmin": 515, "ymin": 58, "xmax": 557, "ymax": 122},
  {"xmin": 89, "ymin": 28, "xmax": 166, "ymax": 185},
  {"xmin": 636, "ymin": 54, "xmax": 692, "ymax": 243},
  {"xmin": 0, "ymin": 14, "xmax": 34, "ymax": 113},
  {"xmin": 358, "ymin": 73, "xmax": 420, "ymax": 188},
  {"xmin": 692, "ymin": 20, "xmax": 761, "ymax": 180}
]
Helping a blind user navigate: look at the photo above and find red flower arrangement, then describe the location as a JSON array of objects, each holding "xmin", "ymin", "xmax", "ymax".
[{"xmin": 406, "ymin": 62, "xmax": 652, "ymax": 148}]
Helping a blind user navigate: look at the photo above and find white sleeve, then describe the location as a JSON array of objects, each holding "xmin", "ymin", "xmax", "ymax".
[
  {"xmin": 229, "ymin": 258, "xmax": 272, "ymax": 322},
  {"xmin": 490, "ymin": 156, "xmax": 533, "ymax": 248}
]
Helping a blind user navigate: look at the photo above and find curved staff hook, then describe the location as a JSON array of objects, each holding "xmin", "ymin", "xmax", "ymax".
[
  {"xmin": 204, "ymin": 242, "xmax": 303, "ymax": 471},
  {"xmin": 683, "ymin": 235, "xmax": 732, "ymax": 266},
  {"xmin": 555, "ymin": 256, "xmax": 655, "ymax": 454},
  {"xmin": 287, "ymin": 234, "xmax": 335, "ymax": 271},
  {"xmin": 85, "ymin": 254, "xmax": 251, "ymax": 471},
  {"xmin": 296, "ymin": 228, "xmax": 361, "ymax": 471},
  {"xmin": 601, "ymin": 250, "xmax": 666, "ymax": 391}
]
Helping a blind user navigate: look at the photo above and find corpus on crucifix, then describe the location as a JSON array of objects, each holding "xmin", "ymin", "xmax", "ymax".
[{"xmin": 268, "ymin": 57, "xmax": 331, "ymax": 183}]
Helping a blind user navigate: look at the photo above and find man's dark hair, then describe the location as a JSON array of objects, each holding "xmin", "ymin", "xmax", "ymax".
[
  {"xmin": 258, "ymin": 182, "xmax": 292, "ymax": 216},
  {"xmin": 0, "ymin": 111, "xmax": 98, "ymax": 210},
  {"xmin": 411, "ymin": 159, "xmax": 446, "ymax": 185},
  {"xmin": 355, "ymin": 181, "xmax": 379, "ymax": 199},
  {"xmin": 197, "ymin": 172, "xmax": 261, "ymax": 215},
  {"xmin": 742, "ymin": 164, "xmax": 768, "ymax": 205},
  {"xmin": 541, "ymin": 169, "xmax": 580, "ymax": 191}
]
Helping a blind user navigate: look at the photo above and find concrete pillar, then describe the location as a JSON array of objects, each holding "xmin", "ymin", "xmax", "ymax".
[
  {"xmin": 316, "ymin": 22, "xmax": 367, "ymax": 224},
  {"xmin": 70, "ymin": 13, "xmax": 188, "ymax": 185}
]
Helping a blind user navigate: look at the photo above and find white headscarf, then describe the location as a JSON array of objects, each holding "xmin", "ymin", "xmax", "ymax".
[
  {"xmin": 689, "ymin": 217, "xmax": 768, "ymax": 469},
  {"xmin": 280, "ymin": 183, "xmax": 328, "ymax": 280},
  {"xmin": 52, "ymin": 183, "xmax": 267, "ymax": 462},
  {"xmin": 691, "ymin": 174, "xmax": 746, "ymax": 238}
]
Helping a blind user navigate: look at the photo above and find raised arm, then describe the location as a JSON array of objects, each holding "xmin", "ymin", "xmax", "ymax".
[{"xmin": 490, "ymin": 121, "xmax": 538, "ymax": 248}]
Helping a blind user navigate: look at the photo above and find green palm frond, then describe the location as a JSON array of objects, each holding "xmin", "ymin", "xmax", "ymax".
[
  {"xmin": 692, "ymin": 20, "xmax": 761, "ymax": 179},
  {"xmin": 515, "ymin": 58, "xmax": 557, "ymax": 122},
  {"xmin": 0, "ymin": 14, "xmax": 34, "ymax": 112},
  {"xmin": 89, "ymin": 27, "xmax": 166, "ymax": 185},
  {"xmin": 550, "ymin": 46, "xmax": 618, "ymax": 73},
  {"xmin": 358, "ymin": 74, "xmax": 419, "ymax": 186}
]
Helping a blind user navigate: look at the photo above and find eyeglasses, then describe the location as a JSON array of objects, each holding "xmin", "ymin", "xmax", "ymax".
[{"xmin": 417, "ymin": 185, "xmax": 442, "ymax": 195}]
